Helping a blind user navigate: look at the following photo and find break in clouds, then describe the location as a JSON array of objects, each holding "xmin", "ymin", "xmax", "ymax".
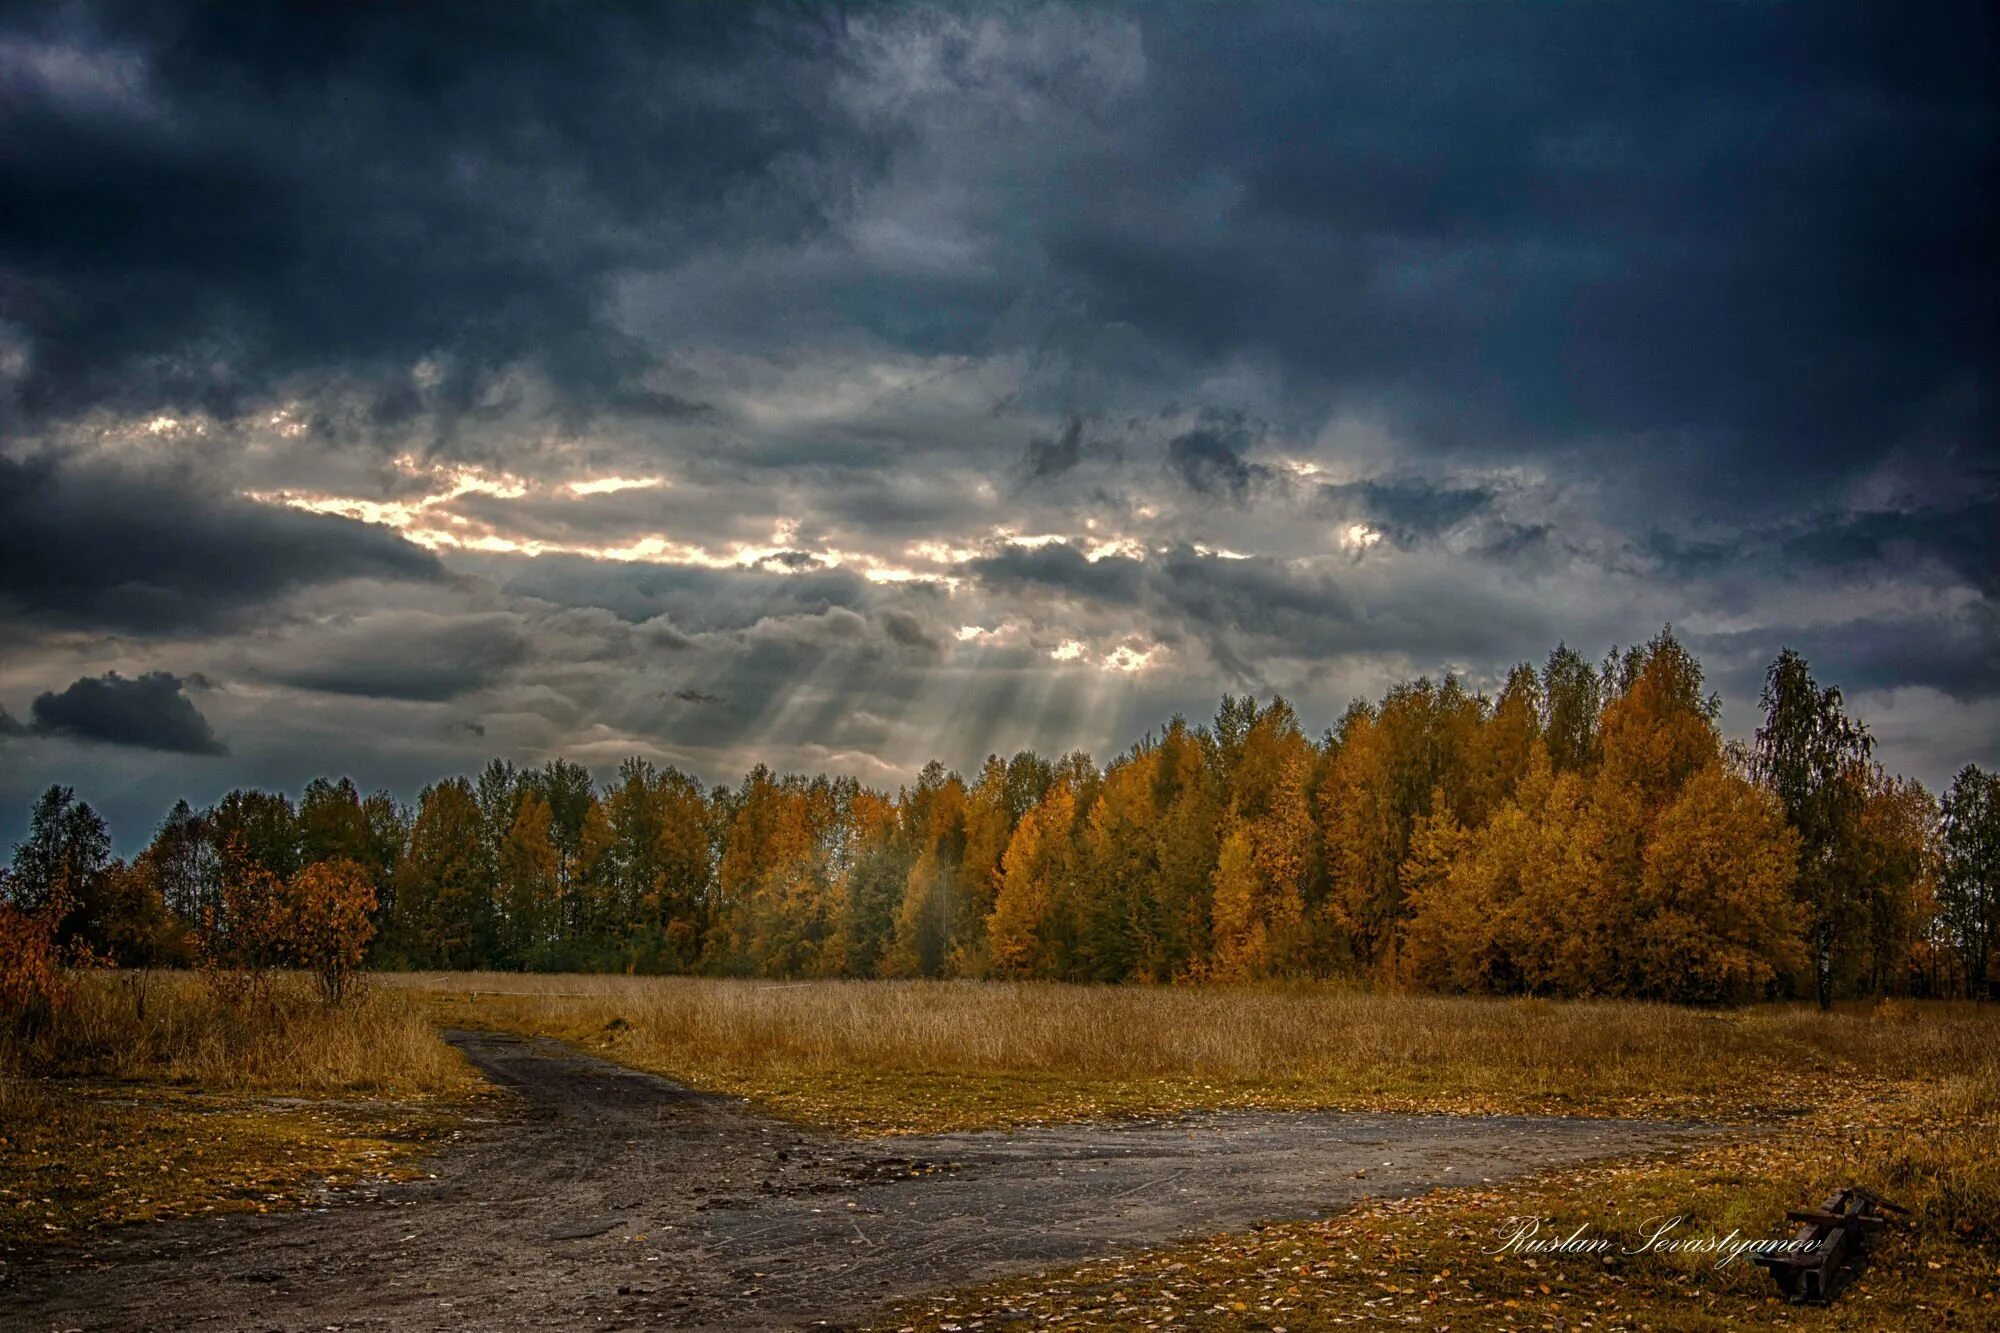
[{"xmin": 0, "ymin": 1, "xmax": 1993, "ymax": 845}]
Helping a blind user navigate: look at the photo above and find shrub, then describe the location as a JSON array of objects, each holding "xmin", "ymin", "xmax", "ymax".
[{"xmin": 282, "ymin": 859, "xmax": 378, "ymax": 1003}]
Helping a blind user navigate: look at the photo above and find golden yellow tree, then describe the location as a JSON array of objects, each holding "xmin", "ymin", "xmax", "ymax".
[
  {"xmin": 1628, "ymin": 766, "xmax": 1803, "ymax": 1003},
  {"xmin": 1209, "ymin": 700, "xmax": 1313, "ymax": 977},
  {"xmin": 989, "ymin": 781, "xmax": 1076, "ymax": 977},
  {"xmin": 497, "ymin": 792, "xmax": 560, "ymax": 967}
]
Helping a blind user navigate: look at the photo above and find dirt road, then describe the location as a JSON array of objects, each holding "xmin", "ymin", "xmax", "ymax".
[{"xmin": 0, "ymin": 1031, "xmax": 1712, "ymax": 1329}]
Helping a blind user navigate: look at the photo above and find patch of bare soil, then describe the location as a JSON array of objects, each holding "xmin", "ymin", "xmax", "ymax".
[{"xmin": 0, "ymin": 1030, "xmax": 1715, "ymax": 1330}]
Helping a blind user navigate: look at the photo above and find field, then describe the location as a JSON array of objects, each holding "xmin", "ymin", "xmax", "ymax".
[
  {"xmin": 394, "ymin": 972, "xmax": 1981, "ymax": 1127},
  {"xmin": 0, "ymin": 975, "xmax": 475, "ymax": 1245},
  {"xmin": 3, "ymin": 974, "xmax": 1996, "ymax": 1328}
]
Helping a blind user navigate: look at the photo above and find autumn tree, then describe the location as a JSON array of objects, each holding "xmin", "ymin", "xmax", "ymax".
[
  {"xmin": 1076, "ymin": 747, "xmax": 1159, "ymax": 981},
  {"xmin": 1853, "ymin": 773, "xmax": 1938, "ymax": 996},
  {"xmin": 602, "ymin": 758, "xmax": 714, "ymax": 969},
  {"xmin": 954, "ymin": 755, "xmax": 1021, "ymax": 972},
  {"xmin": 298, "ymin": 777, "xmax": 371, "ymax": 867},
  {"xmin": 0, "ymin": 886, "xmax": 70, "ymax": 1025},
  {"xmin": 1150, "ymin": 720, "xmax": 1224, "ymax": 978},
  {"xmin": 531, "ymin": 758, "xmax": 598, "ymax": 938},
  {"xmin": 475, "ymin": 759, "xmax": 522, "ymax": 870},
  {"xmin": 1626, "ymin": 767, "xmax": 1803, "ymax": 1003},
  {"xmin": 1754, "ymin": 649, "xmax": 1874, "ymax": 1009},
  {"xmin": 87, "ymin": 858, "xmax": 176, "ymax": 970},
  {"xmin": 195, "ymin": 833, "xmax": 289, "ymax": 1004},
  {"xmin": 1210, "ymin": 699, "xmax": 1314, "ymax": 978},
  {"xmin": 714, "ymin": 769, "xmax": 847, "ymax": 977},
  {"xmin": 1541, "ymin": 643, "xmax": 1601, "ymax": 775},
  {"xmin": 144, "ymin": 798, "xmax": 218, "ymax": 926},
  {"xmin": 356, "ymin": 790, "xmax": 410, "ymax": 935},
  {"xmin": 1070, "ymin": 722, "xmax": 1221, "ymax": 981},
  {"xmin": 1464, "ymin": 664, "xmax": 1542, "ymax": 827},
  {"xmin": 6, "ymin": 785, "xmax": 111, "ymax": 931},
  {"xmin": 210, "ymin": 788, "xmax": 302, "ymax": 884},
  {"xmin": 1938, "ymin": 764, "xmax": 1999, "ymax": 997},
  {"xmin": 1399, "ymin": 752, "xmax": 1597, "ymax": 995},
  {"xmin": 496, "ymin": 791, "xmax": 561, "ymax": 968},
  {"xmin": 1596, "ymin": 629, "xmax": 1721, "ymax": 816},
  {"xmin": 885, "ymin": 761, "xmax": 971, "ymax": 977},
  {"xmin": 1320, "ymin": 702, "xmax": 1397, "ymax": 966},
  {"xmin": 284, "ymin": 858, "xmax": 379, "ymax": 1002},
  {"xmin": 1322, "ymin": 679, "xmax": 1480, "ymax": 971},
  {"xmin": 989, "ymin": 780, "xmax": 1079, "ymax": 977},
  {"xmin": 1390, "ymin": 797, "xmax": 1472, "ymax": 990},
  {"xmin": 841, "ymin": 789, "xmax": 911, "ymax": 976},
  {"xmin": 396, "ymin": 778, "xmax": 489, "ymax": 968}
]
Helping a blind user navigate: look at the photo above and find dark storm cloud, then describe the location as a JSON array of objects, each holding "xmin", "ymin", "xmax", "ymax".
[
  {"xmin": 1318, "ymin": 478, "xmax": 1496, "ymax": 544},
  {"xmin": 1022, "ymin": 415, "xmax": 1085, "ymax": 480},
  {"xmin": 0, "ymin": 0, "xmax": 879, "ymax": 434},
  {"xmin": 494, "ymin": 556, "xmax": 876, "ymax": 633},
  {"xmin": 1166, "ymin": 417, "xmax": 1270, "ymax": 502},
  {"xmin": 1698, "ymin": 602, "xmax": 2000, "ymax": 708},
  {"xmin": 26, "ymin": 671, "xmax": 226, "ymax": 754},
  {"xmin": 1805, "ymin": 609, "xmax": 2000, "ymax": 703},
  {"xmin": 1631, "ymin": 489, "xmax": 2000, "ymax": 593},
  {"xmin": 265, "ymin": 613, "xmax": 529, "ymax": 702},
  {"xmin": 1052, "ymin": 3, "xmax": 1995, "ymax": 494},
  {"xmin": 4, "ymin": 0, "xmax": 1987, "ymax": 498},
  {"xmin": 0, "ymin": 0, "xmax": 1993, "ymax": 836},
  {"xmin": 878, "ymin": 609, "xmax": 946, "ymax": 658},
  {"xmin": 970, "ymin": 542, "xmax": 1547, "ymax": 675},
  {"xmin": 1780, "ymin": 496, "xmax": 2000, "ymax": 596},
  {"xmin": 970, "ymin": 542, "xmax": 1148, "ymax": 606},
  {"xmin": 0, "ymin": 455, "xmax": 443, "ymax": 632}
]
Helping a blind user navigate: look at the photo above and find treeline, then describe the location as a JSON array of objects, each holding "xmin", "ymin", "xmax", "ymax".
[{"xmin": 5, "ymin": 630, "xmax": 1997, "ymax": 1006}]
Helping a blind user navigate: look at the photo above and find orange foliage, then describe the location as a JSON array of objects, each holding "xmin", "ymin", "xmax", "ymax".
[
  {"xmin": 282, "ymin": 858, "xmax": 379, "ymax": 1002},
  {"xmin": 0, "ymin": 900, "xmax": 70, "ymax": 1021},
  {"xmin": 194, "ymin": 835, "xmax": 290, "ymax": 1006}
]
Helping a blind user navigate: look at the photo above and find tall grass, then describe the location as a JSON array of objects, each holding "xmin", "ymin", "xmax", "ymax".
[
  {"xmin": 388, "ymin": 973, "xmax": 2000, "ymax": 1116},
  {"xmin": 3, "ymin": 972, "xmax": 471, "ymax": 1095}
]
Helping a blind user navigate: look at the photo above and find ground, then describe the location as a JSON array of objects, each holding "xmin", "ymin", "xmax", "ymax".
[
  {"xmin": 0, "ymin": 1029, "xmax": 1710, "ymax": 1331},
  {"xmin": 3, "ymin": 979, "xmax": 1995, "ymax": 1328}
]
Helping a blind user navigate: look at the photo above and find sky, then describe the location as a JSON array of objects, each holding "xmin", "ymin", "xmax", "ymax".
[{"xmin": 1, "ymin": 1, "xmax": 1994, "ymax": 850}]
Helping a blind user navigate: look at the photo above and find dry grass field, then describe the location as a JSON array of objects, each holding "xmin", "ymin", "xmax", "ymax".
[
  {"xmin": 0, "ymin": 974, "xmax": 475, "ymax": 1248},
  {"xmin": 397, "ymin": 971, "xmax": 1987, "ymax": 1128}
]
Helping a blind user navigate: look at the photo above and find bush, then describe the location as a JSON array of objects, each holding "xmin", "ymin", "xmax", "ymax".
[
  {"xmin": 282, "ymin": 859, "xmax": 377, "ymax": 1003},
  {"xmin": 0, "ymin": 901, "xmax": 70, "ymax": 1027}
]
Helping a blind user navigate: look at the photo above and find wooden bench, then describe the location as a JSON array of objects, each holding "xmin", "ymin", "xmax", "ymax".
[{"xmin": 1751, "ymin": 1186, "xmax": 1906, "ymax": 1303}]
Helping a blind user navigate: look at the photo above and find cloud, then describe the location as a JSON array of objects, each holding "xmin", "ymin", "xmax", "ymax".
[
  {"xmin": 0, "ymin": 0, "xmax": 1992, "ymax": 844},
  {"xmin": 1780, "ymin": 494, "xmax": 2000, "ymax": 596},
  {"xmin": 1022, "ymin": 415, "xmax": 1085, "ymax": 480},
  {"xmin": 26, "ymin": 671, "xmax": 227, "ymax": 754},
  {"xmin": 1167, "ymin": 420, "xmax": 1269, "ymax": 501},
  {"xmin": 0, "ymin": 3, "xmax": 884, "ymax": 437},
  {"xmin": 0, "ymin": 455, "xmax": 444, "ymax": 632},
  {"xmin": 260, "ymin": 612, "xmax": 530, "ymax": 701},
  {"xmin": 1317, "ymin": 477, "xmax": 1495, "ymax": 545}
]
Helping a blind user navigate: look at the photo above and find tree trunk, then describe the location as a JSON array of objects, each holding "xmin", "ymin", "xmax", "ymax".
[{"xmin": 1815, "ymin": 920, "xmax": 1833, "ymax": 1012}]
